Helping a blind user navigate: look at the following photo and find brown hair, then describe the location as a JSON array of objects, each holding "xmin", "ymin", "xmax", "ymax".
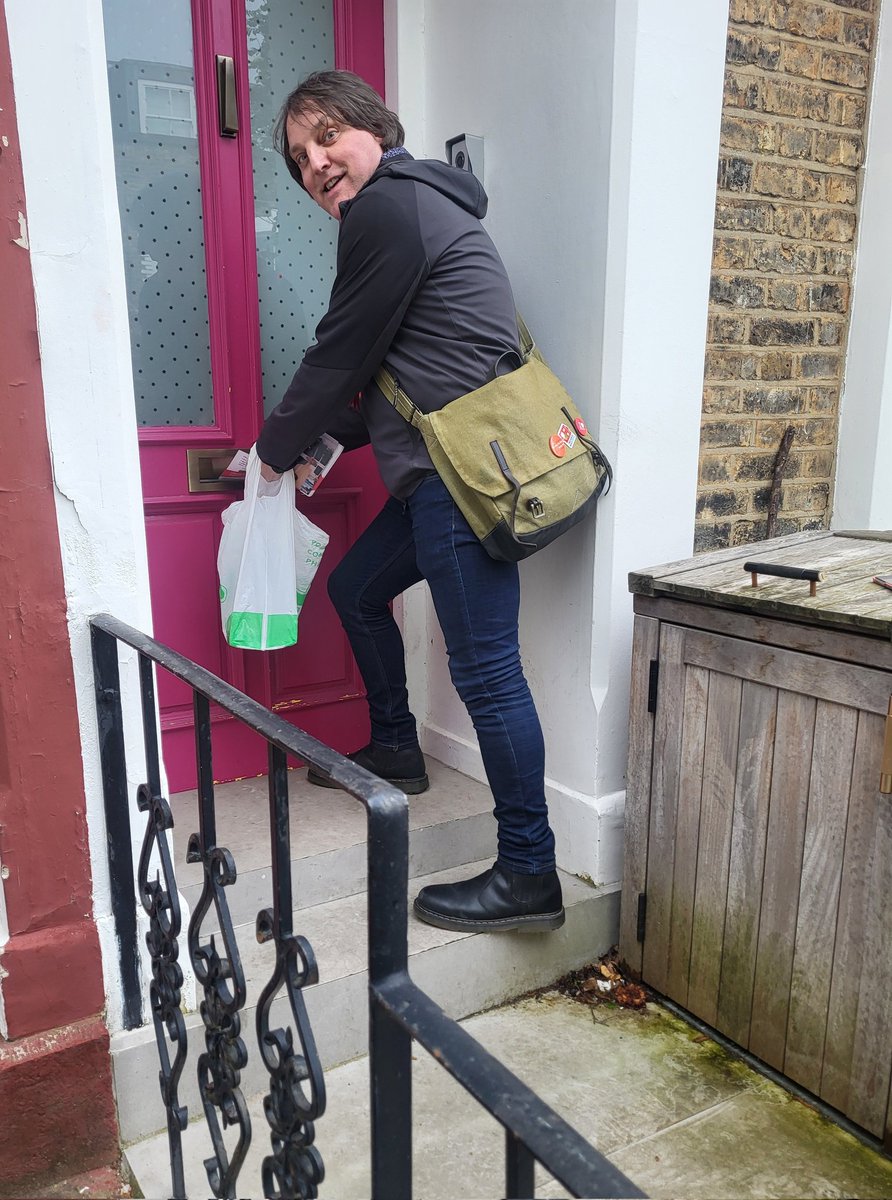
[{"xmin": 275, "ymin": 70, "xmax": 405, "ymax": 189}]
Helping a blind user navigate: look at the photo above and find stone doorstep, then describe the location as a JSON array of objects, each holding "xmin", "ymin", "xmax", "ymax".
[
  {"xmin": 112, "ymin": 862, "xmax": 621, "ymax": 1146},
  {"xmin": 169, "ymin": 758, "xmax": 499, "ymax": 923}
]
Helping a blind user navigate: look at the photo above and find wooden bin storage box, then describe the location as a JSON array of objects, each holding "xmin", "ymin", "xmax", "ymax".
[{"xmin": 620, "ymin": 530, "xmax": 892, "ymax": 1148}]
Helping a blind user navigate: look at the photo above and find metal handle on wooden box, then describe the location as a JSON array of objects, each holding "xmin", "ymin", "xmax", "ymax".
[
  {"xmin": 216, "ymin": 55, "xmax": 238, "ymax": 137},
  {"xmin": 881, "ymin": 696, "xmax": 892, "ymax": 795},
  {"xmin": 743, "ymin": 561, "xmax": 825, "ymax": 598}
]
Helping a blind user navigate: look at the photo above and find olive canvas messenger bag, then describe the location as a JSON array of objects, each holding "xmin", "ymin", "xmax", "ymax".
[{"xmin": 374, "ymin": 316, "xmax": 612, "ymax": 563}]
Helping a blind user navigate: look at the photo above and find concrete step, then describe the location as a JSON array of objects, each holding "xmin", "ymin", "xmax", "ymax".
[
  {"xmin": 169, "ymin": 759, "xmax": 499, "ymax": 924},
  {"xmin": 111, "ymin": 761, "xmax": 619, "ymax": 1147},
  {"xmin": 113, "ymin": 861, "xmax": 619, "ymax": 1145}
]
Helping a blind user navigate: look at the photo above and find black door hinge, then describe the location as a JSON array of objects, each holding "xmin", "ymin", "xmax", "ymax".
[
  {"xmin": 637, "ymin": 892, "xmax": 647, "ymax": 942},
  {"xmin": 647, "ymin": 659, "xmax": 659, "ymax": 713}
]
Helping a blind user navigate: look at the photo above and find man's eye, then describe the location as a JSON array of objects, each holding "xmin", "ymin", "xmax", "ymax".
[
  {"xmin": 324, "ymin": 128, "xmax": 338, "ymax": 142},
  {"xmin": 296, "ymin": 152, "xmax": 308, "ymax": 166}
]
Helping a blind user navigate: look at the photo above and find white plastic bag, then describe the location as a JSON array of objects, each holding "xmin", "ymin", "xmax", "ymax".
[{"xmin": 217, "ymin": 448, "xmax": 329, "ymax": 650}]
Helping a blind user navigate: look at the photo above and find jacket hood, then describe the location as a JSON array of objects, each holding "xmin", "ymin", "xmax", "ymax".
[{"xmin": 361, "ymin": 153, "xmax": 489, "ymax": 219}]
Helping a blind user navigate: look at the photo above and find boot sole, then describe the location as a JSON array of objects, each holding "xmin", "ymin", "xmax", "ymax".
[
  {"xmin": 413, "ymin": 899, "xmax": 566, "ymax": 933},
  {"xmin": 307, "ymin": 767, "xmax": 430, "ymax": 795}
]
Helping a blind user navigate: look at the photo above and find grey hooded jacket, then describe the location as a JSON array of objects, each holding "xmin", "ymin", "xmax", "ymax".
[{"xmin": 256, "ymin": 153, "xmax": 520, "ymax": 499}]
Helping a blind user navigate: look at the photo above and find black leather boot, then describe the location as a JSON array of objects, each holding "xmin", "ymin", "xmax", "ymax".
[
  {"xmin": 307, "ymin": 741, "xmax": 430, "ymax": 794},
  {"xmin": 414, "ymin": 862, "xmax": 564, "ymax": 932}
]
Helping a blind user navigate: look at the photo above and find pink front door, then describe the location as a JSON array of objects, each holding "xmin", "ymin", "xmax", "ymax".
[{"xmin": 104, "ymin": 0, "xmax": 386, "ymax": 790}]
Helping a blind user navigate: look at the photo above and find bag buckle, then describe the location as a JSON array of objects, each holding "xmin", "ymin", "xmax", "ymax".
[{"xmin": 527, "ymin": 497, "xmax": 545, "ymax": 520}]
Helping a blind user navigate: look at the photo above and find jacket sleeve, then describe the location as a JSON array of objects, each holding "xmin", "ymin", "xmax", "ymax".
[
  {"xmin": 325, "ymin": 404, "xmax": 370, "ymax": 451},
  {"xmin": 256, "ymin": 183, "xmax": 427, "ymax": 471}
]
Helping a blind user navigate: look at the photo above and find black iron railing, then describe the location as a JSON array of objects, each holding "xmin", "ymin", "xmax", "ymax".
[{"xmin": 90, "ymin": 613, "xmax": 645, "ymax": 1200}]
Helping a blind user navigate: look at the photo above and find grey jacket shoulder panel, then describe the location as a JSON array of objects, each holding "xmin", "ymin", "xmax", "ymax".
[{"xmin": 257, "ymin": 157, "xmax": 518, "ymax": 498}]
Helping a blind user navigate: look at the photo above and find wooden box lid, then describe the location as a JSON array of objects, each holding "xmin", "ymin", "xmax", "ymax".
[{"xmin": 629, "ymin": 530, "xmax": 892, "ymax": 639}]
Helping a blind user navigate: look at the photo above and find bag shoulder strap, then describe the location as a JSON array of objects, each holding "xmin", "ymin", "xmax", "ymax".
[
  {"xmin": 373, "ymin": 311, "xmax": 535, "ymax": 424},
  {"xmin": 515, "ymin": 311, "xmax": 536, "ymax": 360},
  {"xmin": 373, "ymin": 363, "xmax": 423, "ymax": 426}
]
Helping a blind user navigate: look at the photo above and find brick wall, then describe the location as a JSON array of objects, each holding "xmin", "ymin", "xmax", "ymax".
[{"xmin": 695, "ymin": 0, "xmax": 879, "ymax": 553}]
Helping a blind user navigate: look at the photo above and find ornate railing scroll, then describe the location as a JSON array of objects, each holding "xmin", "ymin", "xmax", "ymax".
[
  {"xmin": 255, "ymin": 745, "xmax": 326, "ymax": 1200},
  {"xmin": 186, "ymin": 691, "xmax": 251, "ymax": 1198},
  {"xmin": 135, "ymin": 653, "xmax": 188, "ymax": 1200},
  {"xmin": 91, "ymin": 614, "xmax": 645, "ymax": 1200},
  {"xmin": 136, "ymin": 780, "xmax": 188, "ymax": 1199}
]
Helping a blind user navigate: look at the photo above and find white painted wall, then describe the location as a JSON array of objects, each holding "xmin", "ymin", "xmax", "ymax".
[
  {"xmin": 390, "ymin": 0, "xmax": 727, "ymax": 883},
  {"xmin": 5, "ymin": 0, "xmax": 160, "ymax": 1034},
  {"xmin": 835, "ymin": 1, "xmax": 892, "ymax": 531}
]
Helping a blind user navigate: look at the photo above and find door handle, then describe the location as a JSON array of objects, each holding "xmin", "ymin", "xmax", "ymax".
[
  {"xmin": 881, "ymin": 696, "xmax": 892, "ymax": 795},
  {"xmin": 216, "ymin": 55, "xmax": 238, "ymax": 137}
]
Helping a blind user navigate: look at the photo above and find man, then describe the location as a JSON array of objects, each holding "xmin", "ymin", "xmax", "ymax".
[{"xmin": 257, "ymin": 70, "xmax": 563, "ymax": 934}]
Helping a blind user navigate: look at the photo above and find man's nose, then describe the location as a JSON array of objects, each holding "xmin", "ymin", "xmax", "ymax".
[{"xmin": 305, "ymin": 142, "xmax": 331, "ymax": 172}]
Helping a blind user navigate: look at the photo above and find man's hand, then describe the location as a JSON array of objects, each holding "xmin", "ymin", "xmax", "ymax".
[
  {"xmin": 258, "ymin": 459, "xmax": 314, "ymax": 489},
  {"xmin": 294, "ymin": 462, "xmax": 315, "ymax": 490}
]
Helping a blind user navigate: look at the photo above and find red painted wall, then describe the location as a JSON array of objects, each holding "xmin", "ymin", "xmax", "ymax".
[
  {"xmin": 0, "ymin": 7, "xmax": 104, "ymax": 1040},
  {"xmin": 0, "ymin": 1017, "xmax": 118, "ymax": 1194}
]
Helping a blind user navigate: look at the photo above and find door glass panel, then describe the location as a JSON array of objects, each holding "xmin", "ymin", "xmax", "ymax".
[
  {"xmin": 103, "ymin": 0, "xmax": 215, "ymax": 427},
  {"xmin": 246, "ymin": 0, "xmax": 338, "ymax": 415}
]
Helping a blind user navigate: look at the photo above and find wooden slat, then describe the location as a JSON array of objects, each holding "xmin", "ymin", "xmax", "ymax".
[
  {"xmin": 641, "ymin": 625, "xmax": 686, "ymax": 995},
  {"xmin": 749, "ymin": 690, "xmax": 816, "ymax": 1070},
  {"xmin": 834, "ymin": 529, "xmax": 892, "ymax": 541},
  {"xmin": 659, "ymin": 587, "xmax": 888, "ymax": 640},
  {"xmin": 716, "ymin": 681, "xmax": 777, "ymax": 1048},
  {"xmin": 665, "ymin": 664, "xmax": 709, "ymax": 1005},
  {"xmin": 634, "ymin": 537, "xmax": 892, "ymax": 640},
  {"xmin": 619, "ymin": 614, "xmax": 660, "ymax": 976},
  {"xmin": 846, "ymin": 784, "xmax": 892, "ymax": 1138},
  {"xmin": 686, "ymin": 670, "xmax": 743, "ymax": 1026},
  {"xmin": 683, "ymin": 630, "xmax": 891, "ymax": 717},
  {"xmin": 784, "ymin": 700, "xmax": 857, "ymax": 1095},
  {"xmin": 808, "ymin": 548, "xmax": 892, "ymax": 590},
  {"xmin": 633, "ymin": 594, "xmax": 892, "ymax": 671},
  {"xmin": 628, "ymin": 531, "xmax": 830, "ymax": 595},
  {"xmin": 659, "ymin": 584, "xmax": 889, "ymax": 637},
  {"xmin": 808, "ymin": 573, "xmax": 892, "ymax": 613},
  {"xmin": 855, "ymin": 594, "xmax": 892, "ymax": 621},
  {"xmin": 820, "ymin": 712, "xmax": 885, "ymax": 1116},
  {"xmin": 655, "ymin": 541, "xmax": 869, "ymax": 600},
  {"xmin": 669, "ymin": 535, "xmax": 885, "ymax": 587}
]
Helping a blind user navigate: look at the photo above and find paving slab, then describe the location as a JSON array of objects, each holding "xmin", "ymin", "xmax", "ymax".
[
  {"xmin": 606, "ymin": 1086, "xmax": 892, "ymax": 1200},
  {"xmin": 126, "ymin": 993, "xmax": 892, "ymax": 1200}
]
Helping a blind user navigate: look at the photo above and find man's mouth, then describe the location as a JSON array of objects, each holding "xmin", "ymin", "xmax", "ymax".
[{"xmin": 323, "ymin": 174, "xmax": 345, "ymax": 195}]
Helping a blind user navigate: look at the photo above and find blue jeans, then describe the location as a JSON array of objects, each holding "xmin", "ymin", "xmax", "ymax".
[{"xmin": 327, "ymin": 473, "xmax": 556, "ymax": 874}]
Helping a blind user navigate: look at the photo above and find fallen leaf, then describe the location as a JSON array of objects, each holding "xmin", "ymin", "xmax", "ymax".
[{"xmin": 614, "ymin": 982, "xmax": 647, "ymax": 1009}]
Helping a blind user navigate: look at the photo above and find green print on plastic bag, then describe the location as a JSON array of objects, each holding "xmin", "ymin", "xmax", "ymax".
[{"xmin": 225, "ymin": 611, "xmax": 298, "ymax": 650}]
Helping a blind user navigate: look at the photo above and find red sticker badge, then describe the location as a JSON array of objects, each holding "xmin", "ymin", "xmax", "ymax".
[
  {"xmin": 549, "ymin": 434, "xmax": 567, "ymax": 458},
  {"xmin": 557, "ymin": 422, "xmax": 573, "ymax": 445},
  {"xmin": 574, "ymin": 416, "xmax": 588, "ymax": 437}
]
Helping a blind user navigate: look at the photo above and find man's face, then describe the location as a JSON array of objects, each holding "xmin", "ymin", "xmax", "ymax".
[{"xmin": 286, "ymin": 109, "xmax": 383, "ymax": 219}]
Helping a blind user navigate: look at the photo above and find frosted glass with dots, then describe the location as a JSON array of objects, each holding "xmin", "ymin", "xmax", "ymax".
[
  {"xmin": 103, "ymin": 0, "xmax": 214, "ymax": 427},
  {"xmin": 246, "ymin": 0, "xmax": 338, "ymax": 415}
]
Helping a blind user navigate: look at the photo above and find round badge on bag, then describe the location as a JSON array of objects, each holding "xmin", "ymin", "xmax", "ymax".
[
  {"xmin": 549, "ymin": 435, "xmax": 566, "ymax": 458},
  {"xmin": 574, "ymin": 416, "xmax": 588, "ymax": 437}
]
